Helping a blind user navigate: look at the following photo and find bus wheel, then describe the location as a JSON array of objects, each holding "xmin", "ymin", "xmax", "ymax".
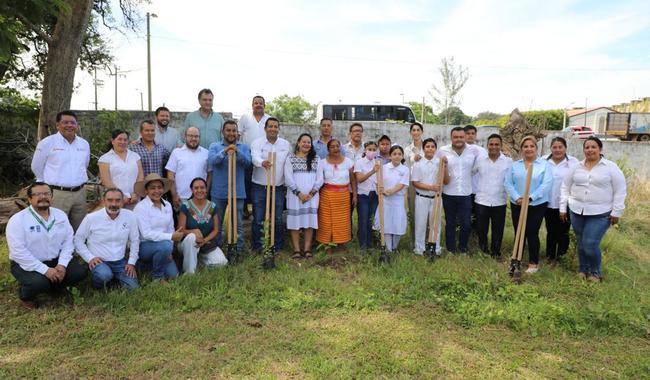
[{"xmin": 638, "ymin": 135, "xmax": 650, "ymax": 142}]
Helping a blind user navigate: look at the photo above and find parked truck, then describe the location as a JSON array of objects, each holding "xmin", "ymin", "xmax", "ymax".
[{"xmin": 606, "ymin": 112, "xmax": 650, "ymax": 141}]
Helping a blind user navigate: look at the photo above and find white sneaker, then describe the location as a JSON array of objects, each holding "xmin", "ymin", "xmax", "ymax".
[
  {"xmin": 525, "ymin": 267, "xmax": 539, "ymax": 274},
  {"xmin": 413, "ymin": 251, "xmax": 424, "ymax": 256}
]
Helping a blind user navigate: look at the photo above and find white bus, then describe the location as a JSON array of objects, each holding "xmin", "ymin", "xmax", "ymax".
[{"xmin": 316, "ymin": 104, "xmax": 417, "ymax": 123}]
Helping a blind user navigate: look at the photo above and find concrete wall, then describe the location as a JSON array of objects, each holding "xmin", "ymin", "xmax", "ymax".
[{"xmin": 540, "ymin": 131, "xmax": 649, "ymax": 178}]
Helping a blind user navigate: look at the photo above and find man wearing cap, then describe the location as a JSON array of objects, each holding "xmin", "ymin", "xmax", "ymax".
[
  {"xmin": 6, "ymin": 182, "xmax": 87, "ymax": 309},
  {"xmin": 31, "ymin": 110, "xmax": 90, "ymax": 231},
  {"xmin": 74, "ymin": 187, "xmax": 140, "ymax": 290},
  {"xmin": 166, "ymin": 126, "xmax": 211, "ymax": 209},
  {"xmin": 133, "ymin": 174, "xmax": 184, "ymax": 282}
]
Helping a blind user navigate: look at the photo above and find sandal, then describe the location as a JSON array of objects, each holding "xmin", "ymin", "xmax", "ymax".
[
  {"xmin": 292, "ymin": 251, "xmax": 303, "ymax": 259},
  {"xmin": 304, "ymin": 251, "xmax": 313, "ymax": 258}
]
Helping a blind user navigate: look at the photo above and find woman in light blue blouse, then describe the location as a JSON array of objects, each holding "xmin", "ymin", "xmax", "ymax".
[{"xmin": 504, "ymin": 136, "xmax": 553, "ymax": 273}]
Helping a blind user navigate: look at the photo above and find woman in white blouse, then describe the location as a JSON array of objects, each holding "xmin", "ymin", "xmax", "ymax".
[
  {"xmin": 316, "ymin": 139, "xmax": 357, "ymax": 248},
  {"xmin": 98, "ymin": 129, "xmax": 144, "ymax": 208},
  {"xmin": 560, "ymin": 136, "xmax": 627, "ymax": 282},
  {"xmin": 544, "ymin": 137, "xmax": 579, "ymax": 263},
  {"xmin": 133, "ymin": 174, "xmax": 183, "ymax": 282}
]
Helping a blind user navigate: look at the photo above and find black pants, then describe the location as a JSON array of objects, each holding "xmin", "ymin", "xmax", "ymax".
[
  {"xmin": 10, "ymin": 259, "xmax": 87, "ymax": 301},
  {"xmin": 510, "ymin": 202, "xmax": 547, "ymax": 264},
  {"xmin": 545, "ymin": 208, "xmax": 571, "ymax": 260},
  {"xmin": 475, "ymin": 203, "xmax": 506, "ymax": 257}
]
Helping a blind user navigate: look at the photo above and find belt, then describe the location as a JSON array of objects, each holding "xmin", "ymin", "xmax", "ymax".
[
  {"xmin": 50, "ymin": 184, "xmax": 85, "ymax": 192},
  {"xmin": 416, "ymin": 191, "xmax": 438, "ymax": 199}
]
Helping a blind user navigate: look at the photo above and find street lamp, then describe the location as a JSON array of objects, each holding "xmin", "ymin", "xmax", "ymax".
[{"xmin": 146, "ymin": 12, "xmax": 158, "ymax": 113}]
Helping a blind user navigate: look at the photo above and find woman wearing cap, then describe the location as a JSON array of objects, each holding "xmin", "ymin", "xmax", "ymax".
[
  {"xmin": 133, "ymin": 174, "xmax": 183, "ymax": 282},
  {"xmin": 560, "ymin": 136, "xmax": 626, "ymax": 282},
  {"xmin": 316, "ymin": 139, "xmax": 356, "ymax": 249},
  {"xmin": 178, "ymin": 177, "xmax": 227, "ymax": 273},
  {"xmin": 504, "ymin": 136, "xmax": 553, "ymax": 274},
  {"xmin": 98, "ymin": 129, "xmax": 144, "ymax": 209}
]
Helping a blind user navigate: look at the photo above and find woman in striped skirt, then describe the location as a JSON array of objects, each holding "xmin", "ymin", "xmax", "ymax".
[{"xmin": 316, "ymin": 139, "xmax": 357, "ymax": 248}]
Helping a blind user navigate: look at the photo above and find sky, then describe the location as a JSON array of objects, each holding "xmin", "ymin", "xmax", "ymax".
[{"xmin": 67, "ymin": 0, "xmax": 650, "ymax": 118}]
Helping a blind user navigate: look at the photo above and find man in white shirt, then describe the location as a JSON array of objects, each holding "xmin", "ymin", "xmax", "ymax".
[
  {"xmin": 31, "ymin": 110, "xmax": 90, "ymax": 231},
  {"xmin": 238, "ymin": 96, "xmax": 271, "ymax": 219},
  {"xmin": 250, "ymin": 117, "xmax": 291, "ymax": 252},
  {"xmin": 6, "ymin": 182, "xmax": 87, "ymax": 309},
  {"xmin": 473, "ymin": 134, "xmax": 513, "ymax": 258},
  {"xmin": 165, "ymin": 126, "xmax": 212, "ymax": 209},
  {"xmin": 438, "ymin": 126, "xmax": 480, "ymax": 254},
  {"xmin": 74, "ymin": 188, "xmax": 140, "ymax": 290}
]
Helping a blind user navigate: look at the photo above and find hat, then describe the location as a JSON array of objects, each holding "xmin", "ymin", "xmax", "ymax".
[{"xmin": 134, "ymin": 173, "xmax": 171, "ymax": 197}]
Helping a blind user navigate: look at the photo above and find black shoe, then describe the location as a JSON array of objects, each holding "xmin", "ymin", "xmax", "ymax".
[{"xmin": 378, "ymin": 247, "xmax": 390, "ymax": 264}]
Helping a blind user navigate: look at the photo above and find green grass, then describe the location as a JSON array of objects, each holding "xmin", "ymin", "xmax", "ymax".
[{"xmin": 1, "ymin": 183, "xmax": 650, "ymax": 378}]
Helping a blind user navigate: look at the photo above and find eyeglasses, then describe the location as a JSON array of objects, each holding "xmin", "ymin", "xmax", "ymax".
[
  {"xmin": 60, "ymin": 121, "xmax": 78, "ymax": 126},
  {"xmin": 32, "ymin": 192, "xmax": 52, "ymax": 198}
]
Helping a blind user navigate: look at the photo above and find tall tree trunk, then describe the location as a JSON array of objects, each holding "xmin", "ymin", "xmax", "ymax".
[{"xmin": 37, "ymin": 0, "xmax": 93, "ymax": 140}]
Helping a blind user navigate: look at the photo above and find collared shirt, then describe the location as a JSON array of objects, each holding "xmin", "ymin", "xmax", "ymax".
[
  {"xmin": 504, "ymin": 158, "xmax": 553, "ymax": 206},
  {"xmin": 468, "ymin": 143, "xmax": 487, "ymax": 194},
  {"xmin": 31, "ymin": 132, "xmax": 90, "ymax": 187},
  {"xmin": 133, "ymin": 196, "xmax": 175, "ymax": 242},
  {"xmin": 439, "ymin": 144, "xmax": 480, "ymax": 196},
  {"xmin": 343, "ymin": 142, "xmax": 364, "ymax": 162},
  {"xmin": 155, "ymin": 125, "xmax": 181, "ymax": 153},
  {"xmin": 165, "ymin": 145, "xmax": 210, "ymax": 199},
  {"xmin": 404, "ymin": 142, "xmax": 424, "ymax": 172},
  {"xmin": 381, "ymin": 162, "xmax": 410, "ymax": 196},
  {"xmin": 251, "ymin": 137, "xmax": 291, "ymax": 186},
  {"xmin": 208, "ymin": 141, "xmax": 252, "ymax": 200},
  {"xmin": 129, "ymin": 140, "xmax": 170, "ymax": 177},
  {"xmin": 411, "ymin": 156, "xmax": 442, "ymax": 197},
  {"xmin": 354, "ymin": 157, "xmax": 378, "ymax": 195},
  {"xmin": 239, "ymin": 113, "xmax": 270, "ymax": 146},
  {"xmin": 560, "ymin": 158, "xmax": 627, "ymax": 217},
  {"xmin": 314, "ymin": 138, "xmax": 348, "ymax": 159},
  {"xmin": 183, "ymin": 109, "xmax": 224, "ymax": 148},
  {"xmin": 473, "ymin": 153, "xmax": 513, "ymax": 207},
  {"xmin": 74, "ymin": 208, "xmax": 140, "ymax": 265},
  {"xmin": 98, "ymin": 149, "xmax": 141, "ymax": 198},
  {"xmin": 546, "ymin": 155, "xmax": 580, "ymax": 209},
  {"xmin": 6, "ymin": 207, "xmax": 74, "ymax": 274},
  {"xmin": 318, "ymin": 157, "xmax": 354, "ymax": 185}
]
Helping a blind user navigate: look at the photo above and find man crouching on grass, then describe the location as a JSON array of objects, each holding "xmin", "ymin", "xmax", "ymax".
[
  {"xmin": 74, "ymin": 188, "xmax": 140, "ymax": 291},
  {"xmin": 6, "ymin": 182, "xmax": 87, "ymax": 309}
]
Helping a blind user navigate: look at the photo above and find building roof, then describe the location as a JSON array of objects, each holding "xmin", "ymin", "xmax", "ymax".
[{"xmin": 567, "ymin": 107, "xmax": 617, "ymax": 117}]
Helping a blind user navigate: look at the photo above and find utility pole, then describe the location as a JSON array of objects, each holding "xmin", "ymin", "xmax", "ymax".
[
  {"xmin": 147, "ymin": 12, "xmax": 158, "ymax": 112},
  {"xmin": 107, "ymin": 66, "xmax": 133, "ymax": 111},
  {"xmin": 92, "ymin": 67, "xmax": 104, "ymax": 111},
  {"xmin": 421, "ymin": 96, "xmax": 425, "ymax": 123}
]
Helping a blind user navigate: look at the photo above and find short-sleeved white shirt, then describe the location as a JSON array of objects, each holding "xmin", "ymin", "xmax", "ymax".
[
  {"xmin": 98, "ymin": 149, "xmax": 141, "ymax": 198},
  {"xmin": 411, "ymin": 156, "xmax": 442, "ymax": 197},
  {"xmin": 165, "ymin": 145, "xmax": 210, "ymax": 199},
  {"xmin": 354, "ymin": 157, "xmax": 378, "ymax": 195},
  {"xmin": 319, "ymin": 157, "xmax": 354, "ymax": 185}
]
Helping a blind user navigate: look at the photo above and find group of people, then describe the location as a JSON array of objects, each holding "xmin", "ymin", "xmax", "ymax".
[{"xmin": 6, "ymin": 89, "xmax": 627, "ymax": 309}]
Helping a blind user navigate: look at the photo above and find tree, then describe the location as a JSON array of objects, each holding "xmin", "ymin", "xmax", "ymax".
[
  {"xmin": 267, "ymin": 94, "xmax": 316, "ymax": 125},
  {"xmin": 0, "ymin": 1, "xmax": 140, "ymax": 140},
  {"xmin": 408, "ymin": 101, "xmax": 440, "ymax": 124},
  {"xmin": 474, "ymin": 111, "xmax": 502, "ymax": 121},
  {"xmin": 438, "ymin": 106, "xmax": 471, "ymax": 126},
  {"xmin": 429, "ymin": 57, "xmax": 469, "ymax": 125}
]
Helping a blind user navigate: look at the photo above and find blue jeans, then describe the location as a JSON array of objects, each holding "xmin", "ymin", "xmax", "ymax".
[
  {"xmin": 91, "ymin": 258, "xmax": 138, "ymax": 290},
  {"xmin": 570, "ymin": 210, "xmax": 611, "ymax": 277},
  {"xmin": 138, "ymin": 240, "xmax": 178, "ymax": 280},
  {"xmin": 214, "ymin": 198, "xmax": 245, "ymax": 251},
  {"xmin": 251, "ymin": 183, "xmax": 286, "ymax": 251},
  {"xmin": 442, "ymin": 194, "xmax": 473, "ymax": 253},
  {"xmin": 357, "ymin": 192, "xmax": 378, "ymax": 249}
]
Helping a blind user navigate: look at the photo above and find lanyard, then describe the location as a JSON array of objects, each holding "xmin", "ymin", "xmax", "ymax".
[{"xmin": 28, "ymin": 206, "xmax": 56, "ymax": 232}]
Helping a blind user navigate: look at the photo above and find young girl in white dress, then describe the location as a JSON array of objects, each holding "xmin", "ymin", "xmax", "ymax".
[
  {"xmin": 374, "ymin": 145, "xmax": 409, "ymax": 252},
  {"xmin": 411, "ymin": 138, "xmax": 449, "ymax": 256}
]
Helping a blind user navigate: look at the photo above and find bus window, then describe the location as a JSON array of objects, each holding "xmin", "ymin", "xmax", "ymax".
[
  {"xmin": 395, "ymin": 106, "xmax": 416, "ymax": 123},
  {"xmin": 331, "ymin": 106, "xmax": 348, "ymax": 120}
]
